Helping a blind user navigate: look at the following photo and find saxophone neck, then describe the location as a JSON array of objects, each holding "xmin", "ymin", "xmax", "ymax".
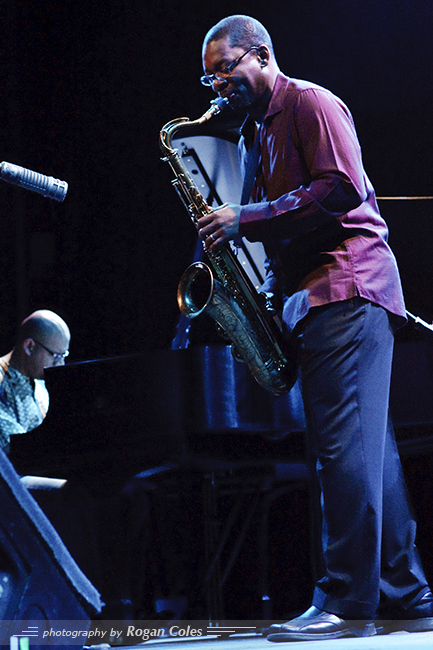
[
  {"xmin": 159, "ymin": 97, "xmax": 230, "ymax": 156},
  {"xmin": 159, "ymin": 117, "xmax": 189, "ymax": 157}
]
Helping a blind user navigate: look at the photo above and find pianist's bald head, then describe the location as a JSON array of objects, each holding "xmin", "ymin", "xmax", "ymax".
[
  {"xmin": 17, "ymin": 310, "xmax": 70, "ymax": 346},
  {"xmin": 7, "ymin": 310, "xmax": 71, "ymax": 380}
]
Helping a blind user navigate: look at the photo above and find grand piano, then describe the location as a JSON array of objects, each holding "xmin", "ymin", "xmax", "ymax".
[
  {"xmin": 7, "ymin": 326, "xmax": 433, "ymax": 479},
  {"xmin": 8, "ymin": 346, "xmax": 307, "ymax": 490}
]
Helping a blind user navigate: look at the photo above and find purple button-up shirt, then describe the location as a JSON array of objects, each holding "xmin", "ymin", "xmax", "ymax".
[{"xmin": 238, "ymin": 73, "xmax": 406, "ymax": 333}]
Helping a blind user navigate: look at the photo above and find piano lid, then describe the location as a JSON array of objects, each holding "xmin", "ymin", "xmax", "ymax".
[
  {"xmin": 9, "ymin": 351, "xmax": 186, "ymax": 483},
  {"xmin": 8, "ymin": 347, "xmax": 306, "ymax": 484}
]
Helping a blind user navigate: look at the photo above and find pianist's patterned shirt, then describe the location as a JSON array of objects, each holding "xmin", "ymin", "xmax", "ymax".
[{"xmin": 0, "ymin": 360, "xmax": 49, "ymax": 451}]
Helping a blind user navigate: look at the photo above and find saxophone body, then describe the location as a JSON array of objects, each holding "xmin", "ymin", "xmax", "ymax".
[{"xmin": 159, "ymin": 99, "xmax": 297, "ymax": 396}]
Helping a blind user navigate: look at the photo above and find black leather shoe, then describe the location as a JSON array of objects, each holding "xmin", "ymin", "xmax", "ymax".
[
  {"xmin": 377, "ymin": 591, "xmax": 433, "ymax": 634},
  {"xmin": 267, "ymin": 606, "xmax": 376, "ymax": 642}
]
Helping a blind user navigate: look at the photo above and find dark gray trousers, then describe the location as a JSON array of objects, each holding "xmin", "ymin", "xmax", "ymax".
[{"xmin": 297, "ymin": 297, "xmax": 429, "ymax": 619}]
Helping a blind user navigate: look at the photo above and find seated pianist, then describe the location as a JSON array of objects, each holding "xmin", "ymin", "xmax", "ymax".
[
  {"xmin": 0, "ymin": 309, "xmax": 70, "ymax": 453},
  {"xmin": 0, "ymin": 310, "xmax": 93, "ymax": 563},
  {"xmin": 0, "ymin": 308, "xmax": 156, "ymax": 621}
]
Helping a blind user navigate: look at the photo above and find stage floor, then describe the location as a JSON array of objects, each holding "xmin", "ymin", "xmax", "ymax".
[{"xmin": 86, "ymin": 629, "xmax": 433, "ymax": 650}]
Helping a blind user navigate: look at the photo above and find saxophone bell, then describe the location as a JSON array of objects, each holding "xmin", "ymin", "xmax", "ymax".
[{"xmin": 177, "ymin": 262, "xmax": 214, "ymax": 318}]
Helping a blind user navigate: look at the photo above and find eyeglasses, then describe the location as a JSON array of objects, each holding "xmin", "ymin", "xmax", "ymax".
[
  {"xmin": 33, "ymin": 339, "xmax": 69, "ymax": 361},
  {"xmin": 200, "ymin": 46, "xmax": 259, "ymax": 87}
]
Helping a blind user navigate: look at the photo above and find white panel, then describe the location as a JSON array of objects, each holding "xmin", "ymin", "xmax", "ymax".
[{"xmin": 172, "ymin": 134, "xmax": 267, "ymax": 289}]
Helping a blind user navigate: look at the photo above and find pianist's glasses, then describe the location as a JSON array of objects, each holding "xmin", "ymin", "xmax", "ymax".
[{"xmin": 33, "ymin": 339, "xmax": 69, "ymax": 362}]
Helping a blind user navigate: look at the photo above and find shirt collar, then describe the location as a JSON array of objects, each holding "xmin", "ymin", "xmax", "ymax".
[
  {"xmin": 1, "ymin": 362, "xmax": 32, "ymax": 387},
  {"xmin": 264, "ymin": 72, "xmax": 291, "ymax": 120}
]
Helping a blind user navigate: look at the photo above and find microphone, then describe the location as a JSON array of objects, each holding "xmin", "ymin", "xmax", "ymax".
[{"xmin": 0, "ymin": 161, "xmax": 68, "ymax": 202}]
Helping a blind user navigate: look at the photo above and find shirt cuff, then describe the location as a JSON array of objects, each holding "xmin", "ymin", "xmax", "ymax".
[{"xmin": 239, "ymin": 202, "xmax": 271, "ymax": 241}]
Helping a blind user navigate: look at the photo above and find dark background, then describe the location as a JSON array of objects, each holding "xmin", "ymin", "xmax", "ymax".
[{"xmin": 0, "ymin": 0, "xmax": 432, "ymax": 360}]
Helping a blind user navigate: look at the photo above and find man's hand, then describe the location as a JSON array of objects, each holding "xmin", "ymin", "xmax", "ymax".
[{"xmin": 197, "ymin": 203, "xmax": 241, "ymax": 250}]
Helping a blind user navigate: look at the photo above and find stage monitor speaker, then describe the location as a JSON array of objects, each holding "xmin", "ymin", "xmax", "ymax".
[{"xmin": 0, "ymin": 449, "xmax": 102, "ymax": 649}]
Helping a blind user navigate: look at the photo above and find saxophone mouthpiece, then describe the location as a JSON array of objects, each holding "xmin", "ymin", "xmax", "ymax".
[
  {"xmin": 210, "ymin": 97, "xmax": 231, "ymax": 113},
  {"xmin": 199, "ymin": 97, "xmax": 231, "ymax": 124}
]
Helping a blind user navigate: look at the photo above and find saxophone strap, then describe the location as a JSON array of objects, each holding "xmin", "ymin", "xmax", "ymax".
[{"xmin": 240, "ymin": 124, "xmax": 262, "ymax": 205}]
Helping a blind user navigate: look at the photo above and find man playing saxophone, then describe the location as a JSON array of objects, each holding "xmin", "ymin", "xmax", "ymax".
[{"xmin": 195, "ymin": 14, "xmax": 433, "ymax": 640}]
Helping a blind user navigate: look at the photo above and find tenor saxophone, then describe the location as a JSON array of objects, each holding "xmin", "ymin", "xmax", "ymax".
[{"xmin": 159, "ymin": 98, "xmax": 297, "ymax": 395}]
